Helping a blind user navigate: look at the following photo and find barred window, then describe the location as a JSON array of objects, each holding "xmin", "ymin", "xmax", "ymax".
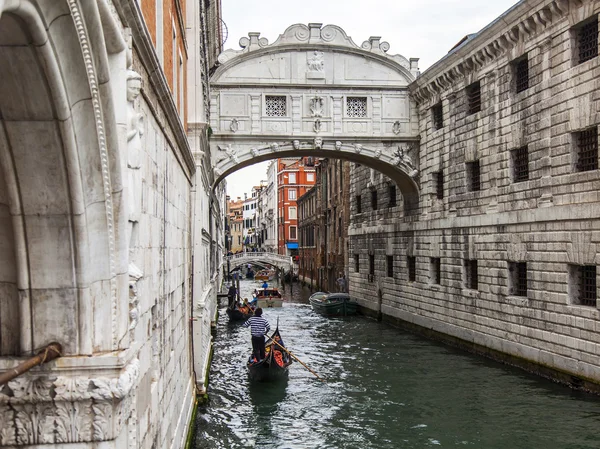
[
  {"xmin": 387, "ymin": 255, "xmax": 394, "ymax": 278},
  {"xmin": 569, "ymin": 264, "xmax": 597, "ymax": 307},
  {"xmin": 371, "ymin": 189, "xmax": 378, "ymax": 211},
  {"xmin": 467, "ymin": 160, "xmax": 481, "ymax": 192},
  {"xmin": 356, "ymin": 195, "xmax": 362, "ymax": 214},
  {"xmin": 408, "ymin": 256, "xmax": 416, "ymax": 282},
  {"xmin": 431, "ymin": 258, "xmax": 441, "ymax": 285},
  {"xmin": 389, "ymin": 184, "xmax": 397, "ymax": 207},
  {"xmin": 265, "ymin": 95, "xmax": 286, "ymax": 116},
  {"xmin": 575, "ymin": 16, "xmax": 599, "ymax": 65},
  {"xmin": 354, "ymin": 254, "xmax": 360, "ymax": 273},
  {"xmin": 432, "ymin": 102, "xmax": 444, "ymax": 130},
  {"xmin": 575, "ymin": 127, "xmax": 598, "ymax": 172},
  {"xmin": 512, "ymin": 146, "xmax": 529, "ymax": 182},
  {"xmin": 509, "ymin": 262, "xmax": 528, "ymax": 297},
  {"xmin": 369, "ymin": 254, "xmax": 375, "ymax": 277},
  {"xmin": 465, "ymin": 259, "xmax": 478, "ymax": 290},
  {"xmin": 347, "ymin": 97, "xmax": 367, "ymax": 117},
  {"xmin": 435, "ymin": 170, "xmax": 444, "ymax": 199},
  {"xmin": 466, "ymin": 81, "xmax": 481, "ymax": 114},
  {"xmin": 514, "ymin": 56, "xmax": 529, "ymax": 93}
]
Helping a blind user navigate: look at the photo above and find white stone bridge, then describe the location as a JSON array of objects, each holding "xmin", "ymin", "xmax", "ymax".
[{"xmin": 226, "ymin": 251, "xmax": 294, "ymax": 273}]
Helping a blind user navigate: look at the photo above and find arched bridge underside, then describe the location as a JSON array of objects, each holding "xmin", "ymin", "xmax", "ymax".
[
  {"xmin": 226, "ymin": 252, "xmax": 294, "ymax": 273},
  {"xmin": 209, "ymin": 22, "xmax": 423, "ymax": 205}
]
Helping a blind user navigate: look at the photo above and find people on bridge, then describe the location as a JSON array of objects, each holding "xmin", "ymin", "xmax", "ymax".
[{"xmin": 244, "ymin": 308, "xmax": 270, "ymax": 362}]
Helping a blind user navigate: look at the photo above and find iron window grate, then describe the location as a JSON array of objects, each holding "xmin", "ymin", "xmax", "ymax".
[
  {"xmin": 515, "ymin": 262, "xmax": 527, "ymax": 297},
  {"xmin": 515, "ymin": 57, "xmax": 529, "ymax": 93},
  {"xmin": 356, "ymin": 195, "xmax": 362, "ymax": 214},
  {"xmin": 389, "ymin": 184, "xmax": 397, "ymax": 207},
  {"xmin": 468, "ymin": 160, "xmax": 481, "ymax": 191},
  {"xmin": 581, "ymin": 265, "xmax": 597, "ymax": 306},
  {"xmin": 512, "ymin": 146, "xmax": 529, "ymax": 182},
  {"xmin": 371, "ymin": 189, "xmax": 378, "ymax": 211},
  {"xmin": 465, "ymin": 259, "xmax": 478, "ymax": 290},
  {"xmin": 578, "ymin": 18, "xmax": 598, "ymax": 64},
  {"xmin": 354, "ymin": 254, "xmax": 359, "ymax": 272},
  {"xmin": 432, "ymin": 258, "xmax": 441, "ymax": 284},
  {"xmin": 369, "ymin": 254, "xmax": 375, "ymax": 276},
  {"xmin": 408, "ymin": 256, "xmax": 416, "ymax": 282},
  {"xmin": 466, "ymin": 81, "xmax": 481, "ymax": 114},
  {"xmin": 432, "ymin": 102, "xmax": 443, "ymax": 130},
  {"xmin": 347, "ymin": 97, "xmax": 367, "ymax": 117},
  {"xmin": 576, "ymin": 127, "xmax": 598, "ymax": 172},
  {"xmin": 265, "ymin": 95, "xmax": 286, "ymax": 116},
  {"xmin": 387, "ymin": 255, "xmax": 394, "ymax": 278},
  {"xmin": 436, "ymin": 171, "xmax": 444, "ymax": 199}
]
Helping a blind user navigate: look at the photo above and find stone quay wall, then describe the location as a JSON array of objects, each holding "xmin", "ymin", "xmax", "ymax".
[{"xmin": 350, "ymin": 0, "xmax": 600, "ymax": 388}]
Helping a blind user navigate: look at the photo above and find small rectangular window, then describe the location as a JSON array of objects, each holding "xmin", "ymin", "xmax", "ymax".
[
  {"xmin": 408, "ymin": 256, "xmax": 416, "ymax": 282},
  {"xmin": 307, "ymin": 172, "xmax": 315, "ymax": 182},
  {"xmin": 466, "ymin": 81, "xmax": 481, "ymax": 114},
  {"xmin": 464, "ymin": 259, "xmax": 478, "ymax": 290},
  {"xmin": 509, "ymin": 262, "xmax": 527, "ymax": 297},
  {"xmin": 514, "ymin": 56, "xmax": 529, "ymax": 93},
  {"xmin": 371, "ymin": 189, "xmax": 378, "ymax": 211},
  {"xmin": 289, "ymin": 226, "xmax": 297, "ymax": 240},
  {"xmin": 388, "ymin": 184, "xmax": 397, "ymax": 207},
  {"xmin": 369, "ymin": 254, "xmax": 375, "ymax": 277},
  {"xmin": 289, "ymin": 173, "xmax": 297, "ymax": 184},
  {"xmin": 575, "ymin": 16, "xmax": 599, "ymax": 65},
  {"xmin": 435, "ymin": 170, "xmax": 444, "ymax": 199},
  {"xmin": 356, "ymin": 195, "xmax": 362, "ymax": 214},
  {"xmin": 347, "ymin": 97, "xmax": 367, "ymax": 117},
  {"xmin": 569, "ymin": 264, "xmax": 597, "ymax": 306},
  {"xmin": 512, "ymin": 146, "xmax": 529, "ymax": 182},
  {"xmin": 265, "ymin": 95, "xmax": 287, "ymax": 117},
  {"xmin": 387, "ymin": 255, "xmax": 394, "ymax": 278},
  {"xmin": 288, "ymin": 189, "xmax": 297, "ymax": 200},
  {"xmin": 354, "ymin": 254, "xmax": 360, "ymax": 273},
  {"xmin": 288, "ymin": 207, "xmax": 297, "ymax": 219},
  {"xmin": 574, "ymin": 127, "xmax": 598, "ymax": 172},
  {"xmin": 467, "ymin": 160, "xmax": 481, "ymax": 192},
  {"xmin": 430, "ymin": 258, "xmax": 441, "ymax": 285},
  {"xmin": 432, "ymin": 102, "xmax": 443, "ymax": 130}
]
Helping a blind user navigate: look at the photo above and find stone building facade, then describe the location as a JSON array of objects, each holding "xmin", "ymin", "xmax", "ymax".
[{"xmin": 350, "ymin": 0, "xmax": 600, "ymax": 388}]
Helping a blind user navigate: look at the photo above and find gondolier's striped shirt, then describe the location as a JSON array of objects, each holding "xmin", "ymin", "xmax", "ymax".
[{"xmin": 244, "ymin": 316, "xmax": 271, "ymax": 337}]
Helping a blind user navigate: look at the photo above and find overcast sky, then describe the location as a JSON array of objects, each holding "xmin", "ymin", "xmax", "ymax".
[{"xmin": 220, "ymin": 0, "xmax": 520, "ymax": 199}]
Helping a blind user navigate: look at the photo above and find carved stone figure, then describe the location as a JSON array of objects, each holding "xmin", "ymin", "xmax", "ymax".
[
  {"xmin": 292, "ymin": 139, "xmax": 301, "ymax": 150},
  {"xmin": 230, "ymin": 118, "xmax": 239, "ymax": 133},
  {"xmin": 307, "ymin": 50, "xmax": 324, "ymax": 72},
  {"xmin": 126, "ymin": 70, "xmax": 144, "ymax": 277},
  {"xmin": 217, "ymin": 144, "xmax": 239, "ymax": 163},
  {"xmin": 354, "ymin": 143, "xmax": 363, "ymax": 154},
  {"xmin": 314, "ymin": 137, "xmax": 323, "ymax": 149},
  {"xmin": 310, "ymin": 96, "xmax": 324, "ymax": 117},
  {"xmin": 270, "ymin": 142, "xmax": 280, "ymax": 152},
  {"xmin": 374, "ymin": 149, "xmax": 382, "ymax": 159},
  {"xmin": 313, "ymin": 118, "xmax": 322, "ymax": 133},
  {"xmin": 393, "ymin": 144, "xmax": 419, "ymax": 178},
  {"xmin": 335, "ymin": 141, "xmax": 342, "ymax": 150},
  {"xmin": 250, "ymin": 147, "xmax": 259, "ymax": 157},
  {"xmin": 392, "ymin": 120, "xmax": 401, "ymax": 135}
]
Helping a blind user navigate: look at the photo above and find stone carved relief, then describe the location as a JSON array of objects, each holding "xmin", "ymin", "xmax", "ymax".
[
  {"xmin": 250, "ymin": 148, "xmax": 259, "ymax": 157},
  {"xmin": 393, "ymin": 145, "xmax": 419, "ymax": 178},
  {"xmin": 292, "ymin": 139, "xmax": 301, "ymax": 150},
  {"xmin": 217, "ymin": 144, "xmax": 239, "ymax": 164},
  {"xmin": 335, "ymin": 141, "xmax": 342, "ymax": 150},
  {"xmin": 0, "ymin": 360, "xmax": 139, "ymax": 444},
  {"xmin": 374, "ymin": 149, "xmax": 382, "ymax": 159},
  {"xmin": 307, "ymin": 50, "xmax": 324, "ymax": 72},
  {"xmin": 126, "ymin": 70, "xmax": 145, "ymax": 280},
  {"xmin": 128, "ymin": 264, "xmax": 143, "ymax": 343},
  {"xmin": 310, "ymin": 96, "xmax": 324, "ymax": 117},
  {"xmin": 270, "ymin": 143, "xmax": 280, "ymax": 152},
  {"xmin": 354, "ymin": 143, "xmax": 363, "ymax": 154},
  {"xmin": 392, "ymin": 120, "xmax": 401, "ymax": 135},
  {"xmin": 314, "ymin": 137, "xmax": 323, "ymax": 149},
  {"xmin": 313, "ymin": 118, "xmax": 322, "ymax": 133},
  {"xmin": 230, "ymin": 118, "xmax": 239, "ymax": 132}
]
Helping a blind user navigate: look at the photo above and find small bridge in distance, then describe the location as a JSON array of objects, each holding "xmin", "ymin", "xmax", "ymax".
[{"xmin": 226, "ymin": 251, "xmax": 295, "ymax": 273}]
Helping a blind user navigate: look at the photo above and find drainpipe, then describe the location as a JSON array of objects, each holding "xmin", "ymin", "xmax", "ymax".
[{"xmin": 0, "ymin": 343, "xmax": 62, "ymax": 386}]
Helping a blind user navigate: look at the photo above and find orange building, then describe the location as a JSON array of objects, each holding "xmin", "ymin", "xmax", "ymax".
[{"xmin": 277, "ymin": 157, "xmax": 317, "ymax": 257}]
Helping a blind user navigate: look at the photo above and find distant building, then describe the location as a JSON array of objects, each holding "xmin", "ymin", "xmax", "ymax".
[{"xmin": 227, "ymin": 197, "xmax": 244, "ymax": 253}]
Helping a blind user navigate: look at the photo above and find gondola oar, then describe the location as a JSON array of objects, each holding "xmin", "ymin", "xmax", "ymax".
[{"xmin": 270, "ymin": 339, "xmax": 325, "ymax": 382}]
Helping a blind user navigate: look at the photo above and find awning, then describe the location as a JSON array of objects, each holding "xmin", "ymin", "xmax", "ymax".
[{"xmin": 286, "ymin": 242, "xmax": 299, "ymax": 249}]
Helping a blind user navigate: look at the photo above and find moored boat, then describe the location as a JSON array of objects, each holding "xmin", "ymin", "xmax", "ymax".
[
  {"xmin": 247, "ymin": 327, "xmax": 292, "ymax": 381},
  {"xmin": 254, "ymin": 269, "xmax": 275, "ymax": 281},
  {"xmin": 253, "ymin": 287, "xmax": 284, "ymax": 308},
  {"xmin": 309, "ymin": 292, "xmax": 358, "ymax": 317}
]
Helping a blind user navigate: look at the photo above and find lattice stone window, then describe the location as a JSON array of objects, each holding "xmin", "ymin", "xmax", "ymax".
[
  {"xmin": 574, "ymin": 15, "xmax": 599, "ymax": 65},
  {"xmin": 508, "ymin": 262, "xmax": 528, "ymax": 297},
  {"xmin": 408, "ymin": 256, "xmax": 416, "ymax": 282},
  {"xmin": 574, "ymin": 127, "xmax": 598, "ymax": 172},
  {"xmin": 514, "ymin": 55, "xmax": 529, "ymax": 93},
  {"xmin": 511, "ymin": 146, "xmax": 529, "ymax": 182},
  {"xmin": 569, "ymin": 264, "xmax": 597, "ymax": 307},
  {"xmin": 467, "ymin": 160, "xmax": 481, "ymax": 192},
  {"xmin": 430, "ymin": 258, "xmax": 441, "ymax": 285},
  {"xmin": 265, "ymin": 95, "xmax": 286, "ymax": 117},
  {"xmin": 464, "ymin": 259, "xmax": 478, "ymax": 290},
  {"xmin": 347, "ymin": 97, "xmax": 367, "ymax": 117},
  {"xmin": 466, "ymin": 81, "xmax": 481, "ymax": 114}
]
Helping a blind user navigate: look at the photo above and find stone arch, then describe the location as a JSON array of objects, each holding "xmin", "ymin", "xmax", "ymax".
[{"xmin": 0, "ymin": 1, "xmax": 126, "ymax": 356}]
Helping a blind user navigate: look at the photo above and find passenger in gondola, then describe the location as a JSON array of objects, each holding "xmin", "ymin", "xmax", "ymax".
[
  {"xmin": 244, "ymin": 308, "xmax": 270, "ymax": 362},
  {"xmin": 249, "ymin": 295, "xmax": 258, "ymax": 307}
]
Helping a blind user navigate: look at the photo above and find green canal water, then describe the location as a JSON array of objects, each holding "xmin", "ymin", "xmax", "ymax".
[{"xmin": 192, "ymin": 279, "xmax": 600, "ymax": 448}]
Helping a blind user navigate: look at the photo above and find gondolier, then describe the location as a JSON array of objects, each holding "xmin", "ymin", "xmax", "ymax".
[{"xmin": 244, "ymin": 308, "xmax": 271, "ymax": 361}]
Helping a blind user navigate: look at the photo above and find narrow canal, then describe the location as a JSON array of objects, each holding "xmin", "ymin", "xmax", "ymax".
[{"xmin": 193, "ymin": 278, "xmax": 600, "ymax": 449}]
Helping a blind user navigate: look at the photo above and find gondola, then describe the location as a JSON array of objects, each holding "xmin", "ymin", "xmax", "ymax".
[
  {"xmin": 247, "ymin": 326, "xmax": 292, "ymax": 382},
  {"xmin": 309, "ymin": 292, "xmax": 358, "ymax": 317},
  {"xmin": 226, "ymin": 304, "xmax": 254, "ymax": 322}
]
